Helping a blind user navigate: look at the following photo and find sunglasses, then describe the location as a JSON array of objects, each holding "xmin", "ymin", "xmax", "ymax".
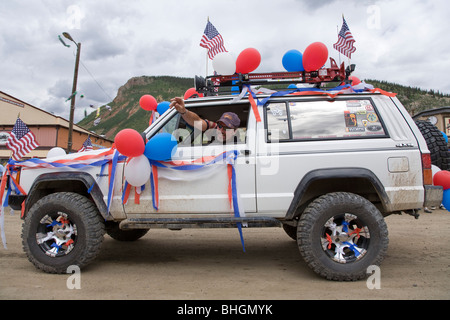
[{"xmin": 217, "ymin": 122, "xmax": 231, "ymax": 130}]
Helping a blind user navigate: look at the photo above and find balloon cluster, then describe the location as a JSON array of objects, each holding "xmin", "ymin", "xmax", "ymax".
[
  {"xmin": 114, "ymin": 96, "xmax": 178, "ymax": 187},
  {"xmin": 212, "ymin": 48, "xmax": 261, "ymax": 75},
  {"xmin": 210, "ymin": 42, "xmax": 331, "ymax": 77},
  {"xmin": 183, "ymin": 48, "xmax": 263, "ymax": 100},
  {"xmin": 139, "ymin": 94, "xmax": 172, "ymax": 117},
  {"xmin": 282, "ymin": 42, "xmax": 329, "ymax": 72},
  {"xmin": 433, "ymin": 167, "xmax": 450, "ymax": 210},
  {"xmin": 183, "ymin": 42, "xmax": 336, "ymax": 99}
]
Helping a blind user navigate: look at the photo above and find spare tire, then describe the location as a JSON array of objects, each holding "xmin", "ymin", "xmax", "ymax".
[{"xmin": 415, "ymin": 120, "xmax": 450, "ymax": 170}]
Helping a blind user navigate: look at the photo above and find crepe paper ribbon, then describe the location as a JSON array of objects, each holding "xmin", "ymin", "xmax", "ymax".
[
  {"xmin": 1, "ymin": 147, "xmax": 126, "ymax": 217},
  {"xmin": 236, "ymin": 83, "xmax": 397, "ymax": 110},
  {"xmin": 147, "ymin": 150, "xmax": 246, "ymax": 252},
  {"xmin": 343, "ymin": 241, "xmax": 361, "ymax": 257}
]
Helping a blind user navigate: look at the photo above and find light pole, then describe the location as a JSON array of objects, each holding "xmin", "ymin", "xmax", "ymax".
[{"xmin": 61, "ymin": 32, "xmax": 81, "ymax": 153}]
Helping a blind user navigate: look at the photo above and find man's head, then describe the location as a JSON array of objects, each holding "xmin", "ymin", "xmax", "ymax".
[
  {"xmin": 218, "ymin": 112, "xmax": 240, "ymax": 129},
  {"xmin": 215, "ymin": 112, "xmax": 241, "ymax": 143}
]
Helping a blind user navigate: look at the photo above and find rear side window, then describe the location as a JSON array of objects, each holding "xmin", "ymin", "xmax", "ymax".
[{"xmin": 265, "ymin": 99, "xmax": 387, "ymax": 142}]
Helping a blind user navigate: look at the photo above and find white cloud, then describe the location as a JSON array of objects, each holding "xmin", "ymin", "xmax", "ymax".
[{"xmin": 1, "ymin": 0, "xmax": 449, "ymax": 123}]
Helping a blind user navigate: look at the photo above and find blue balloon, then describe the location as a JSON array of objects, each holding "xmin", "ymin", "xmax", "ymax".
[
  {"xmin": 144, "ymin": 133, "xmax": 178, "ymax": 161},
  {"xmin": 157, "ymin": 101, "xmax": 170, "ymax": 115},
  {"xmin": 282, "ymin": 49, "xmax": 304, "ymax": 72},
  {"xmin": 441, "ymin": 131, "xmax": 448, "ymax": 144},
  {"xmin": 442, "ymin": 189, "xmax": 450, "ymax": 212}
]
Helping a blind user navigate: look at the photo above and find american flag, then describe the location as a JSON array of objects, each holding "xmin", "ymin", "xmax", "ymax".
[
  {"xmin": 78, "ymin": 136, "xmax": 93, "ymax": 152},
  {"xmin": 6, "ymin": 118, "xmax": 39, "ymax": 160},
  {"xmin": 333, "ymin": 17, "xmax": 356, "ymax": 58},
  {"xmin": 199, "ymin": 21, "xmax": 227, "ymax": 60}
]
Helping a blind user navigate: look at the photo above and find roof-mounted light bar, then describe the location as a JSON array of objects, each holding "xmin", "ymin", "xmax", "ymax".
[{"xmin": 195, "ymin": 58, "xmax": 356, "ymax": 96}]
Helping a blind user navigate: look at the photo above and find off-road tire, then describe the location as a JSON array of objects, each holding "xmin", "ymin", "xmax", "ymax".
[
  {"xmin": 22, "ymin": 192, "xmax": 105, "ymax": 274},
  {"xmin": 106, "ymin": 222, "xmax": 149, "ymax": 241},
  {"xmin": 297, "ymin": 192, "xmax": 389, "ymax": 281},
  {"xmin": 415, "ymin": 120, "xmax": 450, "ymax": 170}
]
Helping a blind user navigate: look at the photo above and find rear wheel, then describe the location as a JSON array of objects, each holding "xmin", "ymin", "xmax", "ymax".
[
  {"xmin": 297, "ymin": 192, "xmax": 388, "ymax": 281},
  {"xmin": 22, "ymin": 192, "xmax": 105, "ymax": 274}
]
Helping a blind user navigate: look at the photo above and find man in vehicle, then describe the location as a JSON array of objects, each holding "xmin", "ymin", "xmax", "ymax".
[{"xmin": 170, "ymin": 96, "xmax": 241, "ymax": 143}]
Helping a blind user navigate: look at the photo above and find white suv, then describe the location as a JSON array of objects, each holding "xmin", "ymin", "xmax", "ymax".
[{"xmin": 9, "ymin": 68, "xmax": 443, "ymax": 281}]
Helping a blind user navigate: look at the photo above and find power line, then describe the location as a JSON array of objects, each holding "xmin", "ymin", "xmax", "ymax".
[
  {"xmin": 79, "ymin": 60, "xmax": 114, "ymax": 102},
  {"xmin": 65, "ymin": 41, "xmax": 114, "ymax": 103}
]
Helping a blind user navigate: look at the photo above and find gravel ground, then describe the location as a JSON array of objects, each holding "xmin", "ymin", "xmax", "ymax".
[{"xmin": 1, "ymin": 209, "xmax": 449, "ymax": 300}]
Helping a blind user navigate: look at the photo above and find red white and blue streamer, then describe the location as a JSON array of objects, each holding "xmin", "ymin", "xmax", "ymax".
[
  {"xmin": 1, "ymin": 148, "xmax": 126, "ymax": 218},
  {"xmin": 149, "ymin": 150, "xmax": 246, "ymax": 251},
  {"xmin": 236, "ymin": 83, "xmax": 397, "ymax": 117},
  {"xmin": 0, "ymin": 148, "xmax": 247, "ymax": 251}
]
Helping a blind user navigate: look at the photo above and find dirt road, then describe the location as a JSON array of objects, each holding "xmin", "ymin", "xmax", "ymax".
[{"xmin": 1, "ymin": 209, "xmax": 449, "ymax": 300}]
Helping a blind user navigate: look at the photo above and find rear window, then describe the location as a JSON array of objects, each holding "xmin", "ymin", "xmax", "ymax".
[{"xmin": 265, "ymin": 99, "xmax": 388, "ymax": 142}]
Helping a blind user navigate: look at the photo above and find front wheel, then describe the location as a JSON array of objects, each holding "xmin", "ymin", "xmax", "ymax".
[
  {"xmin": 22, "ymin": 192, "xmax": 105, "ymax": 274},
  {"xmin": 297, "ymin": 192, "xmax": 389, "ymax": 281}
]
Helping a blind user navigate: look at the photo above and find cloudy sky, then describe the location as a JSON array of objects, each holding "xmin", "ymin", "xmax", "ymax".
[{"xmin": 1, "ymin": 0, "xmax": 448, "ymax": 123}]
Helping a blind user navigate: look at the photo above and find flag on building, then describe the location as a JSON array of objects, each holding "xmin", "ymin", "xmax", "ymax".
[
  {"xmin": 200, "ymin": 20, "xmax": 227, "ymax": 60},
  {"xmin": 333, "ymin": 17, "xmax": 356, "ymax": 58},
  {"xmin": 78, "ymin": 136, "xmax": 93, "ymax": 152},
  {"xmin": 6, "ymin": 118, "xmax": 39, "ymax": 160}
]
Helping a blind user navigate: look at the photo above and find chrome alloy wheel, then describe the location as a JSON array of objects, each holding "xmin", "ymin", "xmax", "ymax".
[
  {"xmin": 35, "ymin": 213, "xmax": 77, "ymax": 257},
  {"xmin": 321, "ymin": 213, "xmax": 370, "ymax": 264}
]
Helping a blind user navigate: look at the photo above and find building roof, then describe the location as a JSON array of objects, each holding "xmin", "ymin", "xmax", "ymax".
[
  {"xmin": 412, "ymin": 106, "xmax": 450, "ymax": 119},
  {"xmin": 0, "ymin": 90, "xmax": 109, "ymax": 139}
]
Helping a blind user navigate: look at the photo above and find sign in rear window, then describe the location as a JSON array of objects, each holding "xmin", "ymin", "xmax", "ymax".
[{"xmin": 266, "ymin": 99, "xmax": 387, "ymax": 141}]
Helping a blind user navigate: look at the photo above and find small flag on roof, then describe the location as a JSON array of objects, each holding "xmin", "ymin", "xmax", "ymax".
[
  {"xmin": 333, "ymin": 16, "xmax": 356, "ymax": 59},
  {"xmin": 200, "ymin": 20, "xmax": 227, "ymax": 60}
]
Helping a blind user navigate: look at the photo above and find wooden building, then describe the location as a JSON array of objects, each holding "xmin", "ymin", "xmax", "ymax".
[
  {"xmin": 412, "ymin": 107, "xmax": 450, "ymax": 137},
  {"xmin": 0, "ymin": 91, "xmax": 113, "ymax": 161}
]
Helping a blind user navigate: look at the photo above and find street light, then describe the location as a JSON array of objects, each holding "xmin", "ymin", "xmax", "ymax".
[{"xmin": 61, "ymin": 32, "xmax": 81, "ymax": 153}]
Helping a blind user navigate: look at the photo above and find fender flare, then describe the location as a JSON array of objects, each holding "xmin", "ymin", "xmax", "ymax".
[
  {"xmin": 285, "ymin": 167, "xmax": 390, "ymax": 220},
  {"xmin": 23, "ymin": 171, "xmax": 109, "ymax": 219}
]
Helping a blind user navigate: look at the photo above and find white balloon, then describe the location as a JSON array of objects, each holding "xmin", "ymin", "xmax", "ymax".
[
  {"xmin": 124, "ymin": 155, "xmax": 151, "ymax": 187},
  {"xmin": 212, "ymin": 52, "xmax": 236, "ymax": 75},
  {"xmin": 432, "ymin": 164, "xmax": 441, "ymax": 178},
  {"xmin": 46, "ymin": 147, "xmax": 66, "ymax": 158}
]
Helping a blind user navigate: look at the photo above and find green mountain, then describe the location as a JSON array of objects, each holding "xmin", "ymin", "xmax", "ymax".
[
  {"xmin": 77, "ymin": 76, "xmax": 450, "ymax": 140},
  {"xmin": 77, "ymin": 76, "xmax": 193, "ymax": 139},
  {"xmin": 364, "ymin": 79, "xmax": 450, "ymax": 116}
]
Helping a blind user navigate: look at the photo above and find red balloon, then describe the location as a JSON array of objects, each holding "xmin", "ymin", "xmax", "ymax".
[
  {"xmin": 114, "ymin": 128, "xmax": 145, "ymax": 157},
  {"xmin": 302, "ymin": 42, "xmax": 328, "ymax": 72},
  {"xmin": 236, "ymin": 48, "xmax": 261, "ymax": 74},
  {"xmin": 139, "ymin": 95, "xmax": 157, "ymax": 111},
  {"xmin": 184, "ymin": 88, "xmax": 203, "ymax": 100},
  {"xmin": 349, "ymin": 76, "xmax": 361, "ymax": 86},
  {"xmin": 433, "ymin": 170, "xmax": 450, "ymax": 190}
]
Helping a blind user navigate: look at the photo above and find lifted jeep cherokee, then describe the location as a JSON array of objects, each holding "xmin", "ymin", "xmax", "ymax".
[{"xmin": 5, "ymin": 63, "xmax": 444, "ymax": 280}]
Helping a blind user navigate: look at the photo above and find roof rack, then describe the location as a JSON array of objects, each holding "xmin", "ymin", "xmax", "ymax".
[{"xmin": 195, "ymin": 58, "xmax": 356, "ymax": 96}]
